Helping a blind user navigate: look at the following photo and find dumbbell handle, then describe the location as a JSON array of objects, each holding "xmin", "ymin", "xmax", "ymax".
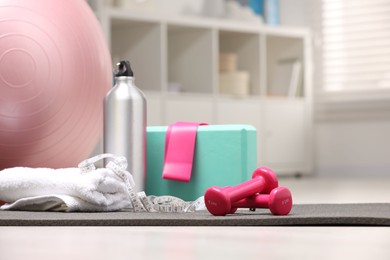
[
  {"xmin": 227, "ymin": 177, "xmax": 267, "ymax": 202},
  {"xmin": 222, "ymin": 167, "xmax": 278, "ymax": 202},
  {"xmin": 232, "ymin": 194, "xmax": 269, "ymax": 208}
]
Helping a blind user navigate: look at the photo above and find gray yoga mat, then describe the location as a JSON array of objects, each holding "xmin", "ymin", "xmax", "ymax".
[{"xmin": 0, "ymin": 204, "xmax": 389, "ymax": 226}]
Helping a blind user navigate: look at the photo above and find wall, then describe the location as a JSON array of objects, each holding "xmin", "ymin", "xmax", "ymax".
[{"xmin": 315, "ymin": 117, "xmax": 390, "ymax": 177}]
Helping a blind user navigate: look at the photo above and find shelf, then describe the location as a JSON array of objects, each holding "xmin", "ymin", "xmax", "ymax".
[
  {"xmin": 105, "ymin": 6, "xmax": 310, "ymax": 40},
  {"xmin": 263, "ymin": 26, "xmax": 310, "ymax": 38},
  {"xmin": 266, "ymin": 35, "xmax": 305, "ymax": 98},
  {"xmin": 91, "ymin": 1, "xmax": 313, "ymax": 175},
  {"xmin": 167, "ymin": 25, "xmax": 214, "ymax": 94},
  {"xmin": 164, "ymin": 95, "xmax": 214, "ymax": 124},
  {"xmin": 218, "ymin": 30, "xmax": 261, "ymax": 96},
  {"xmin": 143, "ymin": 91, "xmax": 164, "ymax": 126},
  {"xmin": 107, "ymin": 8, "xmax": 161, "ymax": 23},
  {"xmin": 110, "ymin": 18, "xmax": 163, "ymax": 92}
]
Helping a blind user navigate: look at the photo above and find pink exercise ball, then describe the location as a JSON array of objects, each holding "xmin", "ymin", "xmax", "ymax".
[{"xmin": 0, "ymin": 0, "xmax": 112, "ymax": 169}]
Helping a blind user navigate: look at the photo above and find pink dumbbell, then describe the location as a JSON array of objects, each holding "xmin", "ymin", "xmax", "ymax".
[
  {"xmin": 232, "ymin": 186, "xmax": 293, "ymax": 215},
  {"xmin": 216, "ymin": 186, "xmax": 241, "ymax": 214},
  {"xmin": 204, "ymin": 167, "xmax": 278, "ymax": 216}
]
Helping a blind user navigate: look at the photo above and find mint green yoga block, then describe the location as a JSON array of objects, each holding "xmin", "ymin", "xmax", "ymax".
[{"xmin": 146, "ymin": 125, "xmax": 258, "ymax": 201}]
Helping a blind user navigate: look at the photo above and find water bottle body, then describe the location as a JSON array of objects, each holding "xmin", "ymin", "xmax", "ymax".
[{"xmin": 104, "ymin": 77, "xmax": 147, "ymax": 193}]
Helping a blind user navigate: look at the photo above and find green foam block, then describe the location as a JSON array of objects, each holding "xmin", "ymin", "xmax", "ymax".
[{"xmin": 146, "ymin": 125, "xmax": 258, "ymax": 201}]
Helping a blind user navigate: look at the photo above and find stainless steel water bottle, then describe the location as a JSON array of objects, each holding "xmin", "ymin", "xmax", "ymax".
[{"xmin": 104, "ymin": 60, "xmax": 147, "ymax": 193}]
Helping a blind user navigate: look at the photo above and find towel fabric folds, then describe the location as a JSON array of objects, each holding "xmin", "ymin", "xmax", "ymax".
[{"xmin": 0, "ymin": 155, "xmax": 132, "ymax": 212}]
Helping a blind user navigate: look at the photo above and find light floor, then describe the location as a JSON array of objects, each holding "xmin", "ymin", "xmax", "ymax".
[
  {"xmin": 0, "ymin": 176, "xmax": 389, "ymax": 260},
  {"xmin": 281, "ymin": 175, "xmax": 390, "ymax": 204}
]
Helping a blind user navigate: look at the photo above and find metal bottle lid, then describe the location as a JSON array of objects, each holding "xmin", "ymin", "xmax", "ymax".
[{"xmin": 115, "ymin": 60, "xmax": 134, "ymax": 77}]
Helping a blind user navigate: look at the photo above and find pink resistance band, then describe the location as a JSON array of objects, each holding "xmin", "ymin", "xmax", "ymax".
[{"xmin": 162, "ymin": 122, "xmax": 208, "ymax": 182}]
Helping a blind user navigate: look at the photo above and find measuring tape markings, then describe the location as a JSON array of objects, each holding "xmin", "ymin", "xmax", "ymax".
[{"xmin": 78, "ymin": 154, "xmax": 205, "ymax": 213}]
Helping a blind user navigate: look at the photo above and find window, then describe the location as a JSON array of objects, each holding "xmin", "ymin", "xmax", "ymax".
[{"xmin": 321, "ymin": 0, "xmax": 390, "ymax": 93}]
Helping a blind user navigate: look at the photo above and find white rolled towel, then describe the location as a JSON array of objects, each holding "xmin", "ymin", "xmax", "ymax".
[{"xmin": 0, "ymin": 164, "xmax": 132, "ymax": 212}]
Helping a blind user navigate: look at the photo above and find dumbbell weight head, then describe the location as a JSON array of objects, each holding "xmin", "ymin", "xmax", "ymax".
[
  {"xmin": 268, "ymin": 186, "xmax": 292, "ymax": 215},
  {"xmin": 219, "ymin": 187, "xmax": 239, "ymax": 214},
  {"xmin": 218, "ymin": 186, "xmax": 238, "ymax": 214},
  {"xmin": 232, "ymin": 187, "xmax": 293, "ymax": 215},
  {"xmin": 204, "ymin": 186, "xmax": 231, "ymax": 216},
  {"xmin": 204, "ymin": 167, "xmax": 279, "ymax": 216},
  {"xmin": 251, "ymin": 167, "xmax": 279, "ymax": 194}
]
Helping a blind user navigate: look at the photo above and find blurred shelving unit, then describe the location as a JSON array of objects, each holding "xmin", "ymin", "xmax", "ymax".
[{"xmin": 90, "ymin": 1, "xmax": 313, "ymax": 176}]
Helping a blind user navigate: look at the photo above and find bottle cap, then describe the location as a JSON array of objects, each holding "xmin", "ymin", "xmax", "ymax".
[{"xmin": 115, "ymin": 60, "xmax": 134, "ymax": 77}]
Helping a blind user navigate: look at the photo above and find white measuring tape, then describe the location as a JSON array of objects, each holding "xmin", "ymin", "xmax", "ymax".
[{"xmin": 78, "ymin": 154, "xmax": 205, "ymax": 213}]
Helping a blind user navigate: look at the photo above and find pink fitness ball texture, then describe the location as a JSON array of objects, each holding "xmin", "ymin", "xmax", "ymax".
[{"xmin": 0, "ymin": 0, "xmax": 112, "ymax": 169}]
